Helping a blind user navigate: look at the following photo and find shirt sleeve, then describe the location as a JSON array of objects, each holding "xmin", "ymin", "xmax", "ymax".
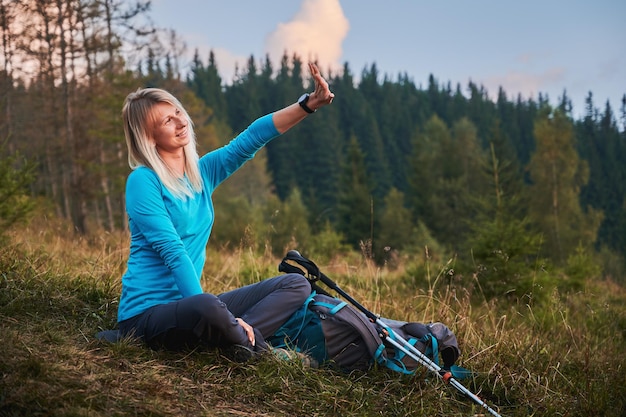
[
  {"xmin": 125, "ymin": 169, "xmax": 204, "ymax": 297},
  {"xmin": 200, "ymin": 113, "xmax": 280, "ymax": 189}
]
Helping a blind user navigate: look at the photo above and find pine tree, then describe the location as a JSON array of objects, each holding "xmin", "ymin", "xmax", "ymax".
[
  {"xmin": 408, "ymin": 115, "xmax": 467, "ymax": 248},
  {"xmin": 407, "ymin": 115, "xmax": 448, "ymax": 232},
  {"xmin": 187, "ymin": 49, "xmax": 227, "ymax": 121},
  {"xmin": 337, "ymin": 136, "xmax": 376, "ymax": 252},
  {"xmin": 377, "ymin": 187, "xmax": 414, "ymax": 261},
  {"xmin": 528, "ymin": 107, "xmax": 603, "ymax": 263},
  {"xmin": 0, "ymin": 146, "xmax": 36, "ymax": 241},
  {"xmin": 578, "ymin": 99, "xmax": 626, "ymax": 257},
  {"xmin": 225, "ymin": 55, "xmax": 262, "ymax": 133},
  {"xmin": 264, "ymin": 53, "xmax": 302, "ymax": 201},
  {"xmin": 466, "ymin": 121, "xmax": 543, "ymax": 298},
  {"xmin": 376, "ymin": 76, "xmax": 422, "ymax": 191}
]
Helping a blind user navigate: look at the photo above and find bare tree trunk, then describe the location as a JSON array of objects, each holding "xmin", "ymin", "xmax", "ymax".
[
  {"xmin": 56, "ymin": 0, "xmax": 77, "ymax": 230},
  {"xmin": 0, "ymin": 1, "xmax": 14, "ymax": 148},
  {"xmin": 33, "ymin": 0, "xmax": 68, "ymax": 220},
  {"xmin": 56, "ymin": 0, "xmax": 89, "ymax": 234},
  {"xmin": 103, "ymin": 0, "xmax": 124, "ymax": 231}
]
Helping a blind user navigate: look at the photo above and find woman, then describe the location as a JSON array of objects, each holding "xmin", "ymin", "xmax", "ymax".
[{"xmin": 117, "ymin": 62, "xmax": 334, "ymax": 355}]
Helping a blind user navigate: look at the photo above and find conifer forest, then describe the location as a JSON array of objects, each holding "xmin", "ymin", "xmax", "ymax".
[{"xmin": 2, "ymin": 0, "xmax": 625, "ymax": 295}]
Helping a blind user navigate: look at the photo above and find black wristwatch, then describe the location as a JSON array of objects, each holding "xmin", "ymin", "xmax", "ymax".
[{"xmin": 298, "ymin": 93, "xmax": 316, "ymax": 114}]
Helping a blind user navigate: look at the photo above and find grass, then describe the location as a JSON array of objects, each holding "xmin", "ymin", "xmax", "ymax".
[{"xmin": 1, "ymin": 221, "xmax": 625, "ymax": 416}]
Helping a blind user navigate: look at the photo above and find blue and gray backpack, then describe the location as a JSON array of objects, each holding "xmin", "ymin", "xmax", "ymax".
[{"xmin": 267, "ymin": 290, "xmax": 466, "ymax": 376}]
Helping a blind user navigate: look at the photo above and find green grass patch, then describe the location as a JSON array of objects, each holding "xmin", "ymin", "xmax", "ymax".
[{"xmin": 1, "ymin": 230, "xmax": 625, "ymax": 416}]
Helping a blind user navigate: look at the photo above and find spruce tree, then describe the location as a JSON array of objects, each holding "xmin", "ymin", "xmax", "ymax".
[
  {"xmin": 465, "ymin": 121, "xmax": 543, "ymax": 298},
  {"xmin": 337, "ymin": 136, "xmax": 376, "ymax": 253},
  {"xmin": 377, "ymin": 187, "xmax": 414, "ymax": 262},
  {"xmin": 0, "ymin": 148, "xmax": 36, "ymax": 241},
  {"xmin": 187, "ymin": 50, "xmax": 226, "ymax": 121},
  {"xmin": 527, "ymin": 107, "xmax": 603, "ymax": 263},
  {"xmin": 264, "ymin": 54, "xmax": 302, "ymax": 201},
  {"xmin": 225, "ymin": 55, "xmax": 262, "ymax": 133}
]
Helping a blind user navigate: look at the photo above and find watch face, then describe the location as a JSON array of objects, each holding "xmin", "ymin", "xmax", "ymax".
[{"xmin": 298, "ymin": 93, "xmax": 314, "ymax": 113}]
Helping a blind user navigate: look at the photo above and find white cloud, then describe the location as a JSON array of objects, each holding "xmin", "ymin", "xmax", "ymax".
[
  {"xmin": 264, "ymin": 0, "xmax": 349, "ymax": 72},
  {"xmin": 481, "ymin": 67, "xmax": 566, "ymax": 102}
]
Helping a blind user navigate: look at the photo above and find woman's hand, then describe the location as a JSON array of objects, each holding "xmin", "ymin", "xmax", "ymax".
[
  {"xmin": 235, "ymin": 317, "xmax": 255, "ymax": 347},
  {"xmin": 272, "ymin": 62, "xmax": 335, "ymax": 134},
  {"xmin": 306, "ymin": 62, "xmax": 335, "ymax": 111}
]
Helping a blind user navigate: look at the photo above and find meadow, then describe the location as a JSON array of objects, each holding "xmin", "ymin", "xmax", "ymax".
[{"xmin": 1, "ymin": 217, "xmax": 625, "ymax": 417}]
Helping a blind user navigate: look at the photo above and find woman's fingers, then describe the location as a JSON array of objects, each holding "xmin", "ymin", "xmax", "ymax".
[
  {"xmin": 235, "ymin": 318, "xmax": 255, "ymax": 346},
  {"xmin": 308, "ymin": 62, "xmax": 335, "ymax": 106}
]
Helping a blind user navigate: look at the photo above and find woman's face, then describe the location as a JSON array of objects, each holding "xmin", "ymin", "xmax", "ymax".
[{"xmin": 149, "ymin": 102, "xmax": 189, "ymax": 154}]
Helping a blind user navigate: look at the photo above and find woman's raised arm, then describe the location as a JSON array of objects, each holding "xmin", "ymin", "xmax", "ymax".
[{"xmin": 272, "ymin": 62, "xmax": 335, "ymax": 134}]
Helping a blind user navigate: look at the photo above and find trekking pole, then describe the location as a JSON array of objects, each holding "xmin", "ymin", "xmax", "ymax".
[
  {"xmin": 280, "ymin": 250, "xmax": 503, "ymax": 417},
  {"xmin": 381, "ymin": 333, "xmax": 502, "ymax": 417}
]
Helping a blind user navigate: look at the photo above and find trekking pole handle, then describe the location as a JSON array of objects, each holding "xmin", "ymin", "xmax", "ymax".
[
  {"xmin": 318, "ymin": 271, "xmax": 379, "ymax": 322},
  {"xmin": 280, "ymin": 251, "xmax": 379, "ymax": 322}
]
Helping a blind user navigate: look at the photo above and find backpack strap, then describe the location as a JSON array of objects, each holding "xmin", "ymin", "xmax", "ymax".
[
  {"xmin": 376, "ymin": 321, "xmax": 443, "ymax": 375},
  {"xmin": 422, "ymin": 333, "xmax": 439, "ymax": 366},
  {"xmin": 268, "ymin": 291, "xmax": 319, "ymax": 349},
  {"xmin": 312, "ymin": 299, "xmax": 348, "ymax": 315},
  {"xmin": 447, "ymin": 364, "xmax": 473, "ymax": 380},
  {"xmin": 381, "ymin": 334, "xmax": 420, "ymax": 374}
]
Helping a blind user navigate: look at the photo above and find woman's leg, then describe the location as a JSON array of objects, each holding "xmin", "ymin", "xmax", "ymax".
[
  {"xmin": 120, "ymin": 293, "xmax": 257, "ymax": 351},
  {"xmin": 218, "ymin": 273, "xmax": 311, "ymax": 338}
]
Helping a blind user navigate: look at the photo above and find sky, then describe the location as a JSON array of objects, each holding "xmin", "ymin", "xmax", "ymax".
[{"xmin": 149, "ymin": 0, "xmax": 626, "ymax": 119}]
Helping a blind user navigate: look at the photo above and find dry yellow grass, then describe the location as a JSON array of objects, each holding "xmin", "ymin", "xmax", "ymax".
[{"xmin": 2, "ymin": 220, "xmax": 625, "ymax": 416}]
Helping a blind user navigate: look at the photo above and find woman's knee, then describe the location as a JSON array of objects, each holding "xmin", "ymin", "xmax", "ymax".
[
  {"xmin": 281, "ymin": 273, "xmax": 311, "ymax": 299},
  {"xmin": 184, "ymin": 293, "xmax": 231, "ymax": 321}
]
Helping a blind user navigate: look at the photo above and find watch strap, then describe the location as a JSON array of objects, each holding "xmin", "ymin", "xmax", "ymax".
[{"xmin": 298, "ymin": 93, "xmax": 315, "ymax": 114}]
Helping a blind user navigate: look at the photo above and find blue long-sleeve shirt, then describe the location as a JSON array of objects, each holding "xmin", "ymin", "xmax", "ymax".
[{"xmin": 117, "ymin": 114, "xmax": 280, "ymax": 322}]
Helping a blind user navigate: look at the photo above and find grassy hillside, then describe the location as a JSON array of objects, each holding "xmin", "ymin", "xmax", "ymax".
[{"xmin": 1, "ymin": 221, "xmax": 625, "ymax": 416}]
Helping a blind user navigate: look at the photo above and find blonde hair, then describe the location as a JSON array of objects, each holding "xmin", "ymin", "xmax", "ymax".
[{"xmin": 122, "ymin": 88, "xmax": 203, "ymax": 198}]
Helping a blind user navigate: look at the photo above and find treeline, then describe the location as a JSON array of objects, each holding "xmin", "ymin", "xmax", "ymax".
[{"xmin": 2, "ymin": 1, "xmax": 625, "ymax": 293}]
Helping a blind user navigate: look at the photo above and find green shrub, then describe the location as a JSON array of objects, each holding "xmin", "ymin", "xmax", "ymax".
[
  {"xmin": 0, "ymin": 147, "xmax": 36, "ymax": 241},
  {"xmin": 564, "ymin": 242, "xmax": 602, "ymax": 290}
]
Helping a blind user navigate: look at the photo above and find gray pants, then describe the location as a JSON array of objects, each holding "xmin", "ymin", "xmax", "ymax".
[{"xmin": 118, "ymin": 274, "xmax": 310, "ymax": 352}]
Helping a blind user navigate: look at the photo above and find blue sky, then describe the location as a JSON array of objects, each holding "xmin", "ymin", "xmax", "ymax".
[{"xmin": 149, "ymin": 0, "xmax": 625, "ymax": 119}]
